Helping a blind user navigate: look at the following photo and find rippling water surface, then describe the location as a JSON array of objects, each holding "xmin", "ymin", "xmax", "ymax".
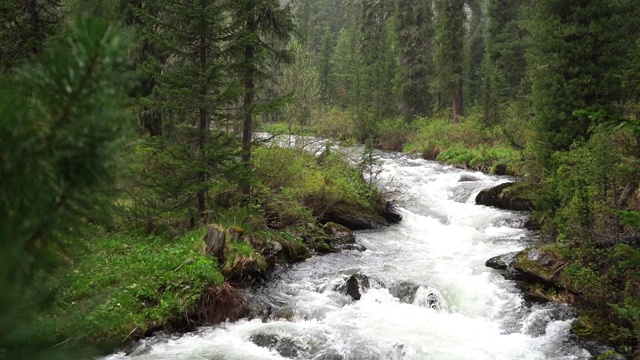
[{"xmin": 105, "ymin": 148, "xmax": 591, "ymax": 360}]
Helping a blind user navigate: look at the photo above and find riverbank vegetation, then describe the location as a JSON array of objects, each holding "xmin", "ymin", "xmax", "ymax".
[{"xmin": 2, "ymin": 0, "xmax": 640, "ymax": 358}]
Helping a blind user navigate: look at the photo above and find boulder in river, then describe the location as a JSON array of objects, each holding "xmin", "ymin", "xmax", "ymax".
[
  {"xmin": 320, "ymin": 201, "xmax": 390, "ymax": 230},
  {"xmin": 334, "ymin": 273, "xmax": 371, "ymax": 301},
  {"xmin": 250, "ymin": 333, "xmax": 304, "ymax": 358},
  {"xmin": 475, "ymin": 182, "xmax": 534, "ymax": 211},
  {"xmin": 323, "ymin": 222, "xmax": 356, "ymax": 244},
  {"xmin": 459, "ymin": 174, "xmax": 480, "ymax": 182},
  {"xmin": 487, "ymin": 247, "xmax": 575, "ymax": 304},
  {"xmin": 389, "ymin": 281, "xmax": 420, "ymax": 304}
]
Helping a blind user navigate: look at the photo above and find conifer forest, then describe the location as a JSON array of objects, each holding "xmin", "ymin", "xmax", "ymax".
[{"xmin": 2, "ymin": 1, "xmax": 640, "ymax": 359}]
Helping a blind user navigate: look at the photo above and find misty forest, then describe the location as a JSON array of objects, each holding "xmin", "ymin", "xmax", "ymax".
[{"xmin": 2, "ymin": 0, "xmax": 640, "ymax": 359}]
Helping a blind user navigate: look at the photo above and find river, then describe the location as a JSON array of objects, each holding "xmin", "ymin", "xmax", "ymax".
[{"xmin": 105, "ymin": 148, "xmax": 591, "ymax": 360}]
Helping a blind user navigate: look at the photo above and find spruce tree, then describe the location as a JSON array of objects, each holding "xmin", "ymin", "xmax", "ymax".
[
  {"xmin": 393, "ymin": 0, "xmax": 435, "ymax": 118},
  {"xmin": 530, "ymin": 0, "xmax": 637, "ymax": 162},
  {"xmin": 131, "ymin": 0, "xmax": 241, "ymax": 225},
  {"xmin": 434, "ymin": 0, "xmax": 466, "ymax": 123}
]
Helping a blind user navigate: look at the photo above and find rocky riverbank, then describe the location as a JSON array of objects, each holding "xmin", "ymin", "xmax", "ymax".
[{"xmin": 478, "ymin": 183, "xmax": 632, "ymax": 359}]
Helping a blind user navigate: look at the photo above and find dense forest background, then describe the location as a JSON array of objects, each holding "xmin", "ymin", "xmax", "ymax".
[{"xmin": 3, "ymin": 0, "xmax": 640, "ymax": 358}]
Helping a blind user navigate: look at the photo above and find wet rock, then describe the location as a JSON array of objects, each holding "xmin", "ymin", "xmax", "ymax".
[
  {"xmin": 312, "ymin": 236, "xmax": 339, "ymax": 254},
  {"xmin": 323, "ymin": 222, "xmax": 356, "ymax": 245},
  {"xmin": 514, "ymin": 248, "xmax": 568, "ymax": 287},
  {"xmin": 414, "ymin": 288, "xmax": 440, "ymax": 310},
  {"xmin": 459, "ymin": 174, "xmax": 480, "ymax": 182},
  {"xmin": 280, "ymin": 241, "xmax": 312, "ymax": 263},
  {"xmin": 389, "ymin": 281, "xmax": 420, "ymax": 304},
  {"xmin": 379, "ymin": 201, "xmax": 403, "ymax": 224},
  {"xmin": 313, "ymin": 351, "xmax": 345, "ymax": 360},
  {"xmin": 485, "ymin": 252, "xmax": 522, "ymax": 281},
  {"xmin": 320, "ymin": 201, "xmax": 389, "ymax": 230},
  {"xmin": 492, "ymin": 164, "xmax": 508, "ymax": 176},
  {"xmin": 250, "ymin": 333, "xmax": 304, "ymax": 358},
  {"xmin": 334, "ymin": 274, "xmax": 370, "ymax": 301},
  {"xmin": 475, "ymin": 182, "xmax": 534, "ymax": 212},
  {"xmin": 486, "ymin": 254, "xmax": 512, "ymax": 270},
  {"xmin": 343, "ymin": 243, "xmax": 367, "ymax": 252}
]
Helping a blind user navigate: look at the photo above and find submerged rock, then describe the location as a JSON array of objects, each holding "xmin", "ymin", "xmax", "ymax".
[
  {"xmin": 250, "ymin": 333, "xmax": 304, "ymax": 358},
  {"xmin": 389, "ymin": 281, "xmax": 420, "ymax": 304},
  {"xmin": 475, "ymin": 182, "xmax": 534, "ymax": 211},
  {"xmin": 459, "ymin": 174, "xmax": 480, "ymax": 182}
]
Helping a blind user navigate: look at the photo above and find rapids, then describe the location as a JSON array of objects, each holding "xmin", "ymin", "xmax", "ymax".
[{"xmin": 105, "ymin": 148, "xmax": 591, "ymax": 360}]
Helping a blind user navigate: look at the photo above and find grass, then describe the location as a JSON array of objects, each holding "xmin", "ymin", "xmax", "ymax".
[{"xmin": 34, "ymin": 228, "xmax": 223, "ymax": 349}]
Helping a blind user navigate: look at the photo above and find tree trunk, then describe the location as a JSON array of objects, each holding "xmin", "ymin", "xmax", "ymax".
[
  {"xmin": 452, "ymin": 83, "xmax": 463, "ymax": 123},
  {"xmin": 203, "ymin": 224, "xmax": 226, "ymax": 264}
]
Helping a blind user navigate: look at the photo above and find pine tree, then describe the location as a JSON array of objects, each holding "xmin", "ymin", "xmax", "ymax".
[
  {"xmin": 434, "ymin": 0, "xmax": 466, "ymax": 123},
  {"xmin": 393, "ymin": 0, "xmax": 435, "ymax": 118},
  {"xmin": 0, "ymin": 17, "xmax": 133, "ymax": 358}
]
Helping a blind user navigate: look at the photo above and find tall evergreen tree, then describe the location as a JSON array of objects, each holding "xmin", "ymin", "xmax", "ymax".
[
  {"xmin": 485, "ymin": 0, "xmax": 530, "ymax": 98},
  {"xmin": 231, "ymin": 0, "xmax": 294, "ymax": 194},
  {"xmin": 434, "ymin": 0, "xmax": 466, "ymax": 123},
  {"xmin": 530, "ymin": 0, "xmax": 638, "ymax": 162},
  {"xmin": 393, "ymin": 0, "xmax": 435, "ymax": 118},
  {"xmin": 132, "ymin": 0, "xmax": 241, "ymax": 225}
]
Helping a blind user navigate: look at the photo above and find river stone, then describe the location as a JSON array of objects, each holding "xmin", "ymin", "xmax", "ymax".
[
  {"xmin": 320, "ymin": 201, "xmax": 390, "ymax": 230},
  {"xmin": 323, "ymin": 222, "xmax": 356, "ymax": 244},
  {"xmin": 485, "ymin": 252, "xmax": 522, "ymax": 280},
  {"xmin": 486, "ymin": 252, "xmax": 520, "ymax": 270},
  {"xmin": 343, "ymin": 243, "xmax": 367, "ymax": 252},
  {"xmin": 334, "ymin": 274, "xmax": 370, "ymax": 301},
  {"xmin": 459, "ymin": 174, "xmax": 480, "ymax": 182},
  {"xmin": 250, "ymin": 333, "xmax": 304, "ymax": 358},
  {"xmin": 380, "ymin": 201, "xmax": 403, "ymax": 224},
  {"xmin": 475, "ymin": 182, "xmax": 534, "ymax": 211},
  {"xmin": 389, "ymin": 281, "xmax": 420, "ymax": 304}
]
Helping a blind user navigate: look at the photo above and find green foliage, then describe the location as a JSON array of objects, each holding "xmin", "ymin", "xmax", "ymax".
[
  {"xmin": 252, "ymin": 145, "xmax": 377, "ymax": 227},
  {"xmin": 375, "ymin": 117, "xmax": 411, "ymax": 152},
  {"xmin": 35, "ymin": 229, "xmax": 223, "ymax": 349},
  {"xmin": 126, "ymin": 129, "xmax": 244, "ymax": 234},
  {"xmin": 535, "ymin": 127, "xmax": 636, "ymax": 239}
]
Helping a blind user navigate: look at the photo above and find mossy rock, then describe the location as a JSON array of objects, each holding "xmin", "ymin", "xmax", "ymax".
[
  {"xmin": 514, "ymin": 247, "xmax": 568, "ymax": 286},
  {"xmin": 475, "ymin": 182, "xmax": 534, "ymax": 211},
  {"xmin": 319, "ymin": 200, "xmax": 389, "ymax": 230},
  {"xmin": 323, "ymin": 222, "xmax": 356, "ymax": 244},
  {"xmin": 279, "ymin": 241, "xmax": 311, "ymax": 263},
  {"xmin": 312, "ymin": 236, "xmax": 339, "ymax": 254}
]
